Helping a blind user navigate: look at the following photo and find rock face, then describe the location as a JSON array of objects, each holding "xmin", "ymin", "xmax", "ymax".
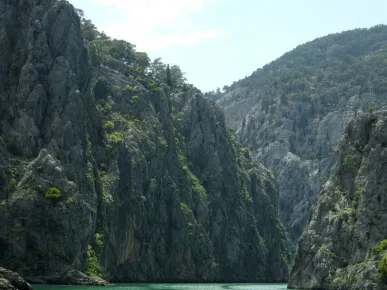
[
  {"xmin": 289, "ymin": 109, "xmax": 387, "ymax": 290},
  {"xmin": 0, "ymin": 0, "xmax": 289, "ymax": 283},
  {"xmin": 0, "ymin": 268, "xmax": 32, "ymax": 290},
  {"xmin": 216, "ymin": 25, "xmax": 387, "ymax": 256}
]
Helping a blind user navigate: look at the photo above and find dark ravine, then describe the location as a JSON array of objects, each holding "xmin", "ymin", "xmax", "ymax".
[
  {"xmin": 0, "ymin": 0, "xmax": 289, "ymax": 285},
  {"xmin": 289, "ymin": 109, "xmax": 387, "ymax": 290},
  {"xmin": 215, "ymin": 25, "xmax": 387, "ymax": 256}
]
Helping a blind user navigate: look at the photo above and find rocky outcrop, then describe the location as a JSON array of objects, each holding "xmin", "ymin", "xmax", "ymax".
[
  {"xmin": 0, "ymin": 0, "xmax": 289, "ymax": 283},
  {"xmin": 0, "ymin": 268, "xmax": 31, "ymax": 290},
  {"xmin": 288, "ymin": 109, "xmax": 387, "ymax": 290},
  {"xmin": 216, "ymin": 26, "xmax": 387, "ymax": 256}
]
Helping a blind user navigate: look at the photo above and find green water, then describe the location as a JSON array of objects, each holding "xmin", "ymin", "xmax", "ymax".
[{"xmin": 33, "ymin": 283, "xmax": 288, "ymax": 290}]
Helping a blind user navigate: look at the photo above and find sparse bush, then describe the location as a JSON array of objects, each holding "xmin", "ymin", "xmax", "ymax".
[
  {"xmin": 103, "ymin": 121, "xmax": 114, "ymax": 131},
  {"xmin": 66, "ymin": 197, "xmax": 73, "ymax": 205},
  {"xmin": 378, "ymin": 255, "xmax": 387, "ymax": 284},
  {"xmin": 343, "ymin": 154, "xmax": 356, "ymax": 169},
  {"xmin": 158, "ymin": 136, "xmax": 168, "ymax": 148},
  {"xmin": 86, "ymin": 172, "xmax": 95, "ymax": 183},
  {"xmin": 124, "ymin": 85, "xmax": 134, "ymax": 92},
  {"xmin": 108, "ymin": 132, "xmax": 124, "ymax": 143},
  {"xmin": 180, "ymin": 202, "xmax": 191, "ymax": 212},
  {"xmin": 85, "ymin": 245, "xmax": 101, "ymax": 277},
  {"xmin": 95, "ymin": 233, "xmax": 103, "ymax": 248},
  {"xmin": 373, "ymin": 240, "xmax": 387, "ymax": 255},
  {"xmin": 45, "ymin": 187, "xmax": 61, "ymax": 199},
  {"xmin": 188, "ymin": 171, "xmax": 207, "ymax": 196},
  {"xmin": 104, "ymin": 103, "xmax": 112, "ymax": 112}
]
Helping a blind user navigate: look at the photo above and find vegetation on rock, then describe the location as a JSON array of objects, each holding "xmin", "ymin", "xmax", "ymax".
[{"xmin": 44, "ymin": 188, "xmax": 61, "ymax": 200}]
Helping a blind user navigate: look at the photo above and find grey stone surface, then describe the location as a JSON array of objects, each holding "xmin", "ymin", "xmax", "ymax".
[
  {"xmin": 288, "ymin": 110, "xmax": 387, "ymax": 290},
  {"xmin": 0, "ymin": 0, "xmax": 289, "ymax": 284}
]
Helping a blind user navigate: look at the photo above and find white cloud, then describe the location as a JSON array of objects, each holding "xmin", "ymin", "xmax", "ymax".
[{"xmin": 82, "ymin": 0, "xmax": 224, "ymax": 51}]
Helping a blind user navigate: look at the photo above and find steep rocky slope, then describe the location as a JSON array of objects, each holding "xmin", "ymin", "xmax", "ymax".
[
  {"xmin": 215, "ymin": 26, "xmax": 387, "ymax": 255},
  {"xmin": 0, "ymin": 268, "xmax": 32, "ymax": 290},
  {"xmin": 289, "ymin": 109, "xmax": 387, "ymax": 290},
  {"xmin": 0, "ymin": 0, "xmax": 289, "ymax": 284}
]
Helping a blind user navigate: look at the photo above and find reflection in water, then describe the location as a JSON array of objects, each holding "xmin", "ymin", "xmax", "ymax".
[{"xmin": 32, "ymin": 283, "xmax": 288, "ymax": 290}]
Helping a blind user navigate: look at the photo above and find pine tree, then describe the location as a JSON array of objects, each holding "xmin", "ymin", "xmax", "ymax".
[{"xmin": 166, "ymin": 64, "xmax": 172, "ymax": 87}]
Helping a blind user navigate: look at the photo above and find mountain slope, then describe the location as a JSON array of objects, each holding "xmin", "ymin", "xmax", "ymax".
[
  {"xmin": 216, "ymin": 25, "xmax": 387, "ymax": 255},
  {"xmin": 0, "ymin": 0, "xmax": 289, "ymax": 283},
  {"xmin": 289, "ymin": 109, "xmax": 387, "ymax": 290}
]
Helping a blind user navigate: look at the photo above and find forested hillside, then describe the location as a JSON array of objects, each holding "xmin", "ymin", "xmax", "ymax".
[{"xmin": 215, "ymin": 25, "xmax": 387, "ymax": 255}]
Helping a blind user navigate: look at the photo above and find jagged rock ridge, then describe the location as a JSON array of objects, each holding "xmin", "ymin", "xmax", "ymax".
[
  {"xmin": 0, "ymin": 0, "xmax": 289, "ymax": 284},
  {"xmin": 289, "ymin": 109, "xmax": 387, "ymax": 290}
]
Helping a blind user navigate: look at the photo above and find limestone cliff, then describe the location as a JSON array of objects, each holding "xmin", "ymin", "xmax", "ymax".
[
  {"xmin": 0, "ymin": 0, "xmax": 289, "ymax": 284},
  {"xmin": 215, "ymin": 25, "xmax": 387, "ymax": 256},
  {"xmin": 289, "ymin": 109, "xmax": 387, "ymax": 290}
]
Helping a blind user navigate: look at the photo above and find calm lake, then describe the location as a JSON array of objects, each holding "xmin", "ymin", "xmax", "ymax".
[{"xmin": 32, "ymin": 283, "xmax": 288, "ymax": 290}]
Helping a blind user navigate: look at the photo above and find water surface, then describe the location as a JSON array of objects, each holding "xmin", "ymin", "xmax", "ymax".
[{"xmin": 33, "ymin": 283, "xmax": 288, "ymax": 290}]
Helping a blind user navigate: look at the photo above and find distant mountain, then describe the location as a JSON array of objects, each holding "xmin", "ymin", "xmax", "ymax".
[{"xmin": 216, "ymin": 25, "xmax": 387, "ymax": 256}]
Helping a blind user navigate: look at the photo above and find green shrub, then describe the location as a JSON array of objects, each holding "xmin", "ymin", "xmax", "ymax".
[
  {"xmin": 95, "ymin": 233, "xmax": 103, "ymax": 248},
  {"xmin": 175, "ymin": 112, "xmax": 184, "ymax": 121},
  {"xmin": 86, "ymin": 172, "xmax": 95, "ymax": 183},
  {"xmin": 343, "ymin": 154, "xmax": 356, "ymax": 169},
  {"xmin": 66, "ymin": 197, "xmax": 73, "ymax": 205},
  {"xmin": 131, "ymin": 95, "xmax": 139, "ymax": 102},
  {"xmin": 131, "ymin": 119, "xmax": 141, "ymax": 129},
  {"xmin": 179, "ymin": 154, "xmax": 187, "ymax": 165},
  {"xmin": 45, "ymin": 187, "xmax": 61, "ymax": 199},
  {"xmin": 124, "ymin": 85, "xmax": 134, "ymax": 92},
  {"xmin": 373, "ymin": 240, "xmax": 387, "ymax": 255},
  {"xmin": 158, "ymin": 136, "xmax": 168, "ymax": 148},
  {"xmin": 103, "ymin": 121, "xmax": 114, "ymax": 131},
  {"xmin": 147, "ymin": 82, "xmax": 159, "ymax": 92},
  {"xmin": 180, "ymin": 202, "xmax": 191, "ymax": 212},
  {"xmin": 378, "ymin": 255, "xmax": 387, "ymax": 284},
  {"xmin": 85, "ymin": 245, "xmax": 101, "ymax": 277},
  {"xmin": 188, "ymin": 171, "xmax": 207, "ymax": 196},
  {"xmin": 104, "ymin": 103, "xmax": 112, "ymax": 112},
  {"xmin": 369, "ymin": 104, "xmax": 375, "ymax": 113},
  {"xmin": 108, "ymin": 132, "xmax": 124, "ymax": 143},
  {"xmin": 135, "ymin": 77, "xmax": 145, "ymax": 83},
  {"xmin": 140, "ymin": 195, "xmax": 146, "ymax": 202}
]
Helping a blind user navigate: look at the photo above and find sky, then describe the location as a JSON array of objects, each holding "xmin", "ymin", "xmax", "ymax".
[{"xmin": 69, "ymin": 0, "xmax": 387, "ymax": 92}]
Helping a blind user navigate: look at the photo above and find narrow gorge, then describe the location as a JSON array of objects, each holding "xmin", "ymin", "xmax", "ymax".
[{"xmin": 1, "ymin": 0, "xmax": 387, "ymax": 289}]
